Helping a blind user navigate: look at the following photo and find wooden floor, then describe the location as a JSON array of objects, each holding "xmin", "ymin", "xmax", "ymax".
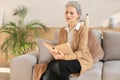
[{"xmin": 0, "ymin": 64, "xmax": 10, "ymax": 80}]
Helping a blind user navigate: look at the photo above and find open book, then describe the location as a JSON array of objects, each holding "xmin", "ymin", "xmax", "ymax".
[{"xmin": 43, "ymin": 42, "xmax": 73, "ymax": 55}]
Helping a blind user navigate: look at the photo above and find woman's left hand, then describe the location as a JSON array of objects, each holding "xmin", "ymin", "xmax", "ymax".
[{"xmin": 51, "ymin": 51, "xmax": 64, "ymax": 60}]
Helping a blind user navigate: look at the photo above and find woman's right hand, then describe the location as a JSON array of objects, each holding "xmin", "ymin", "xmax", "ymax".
[{"xmin": 51, "ymin": 50, "xmax": 65, "ymax": 60}]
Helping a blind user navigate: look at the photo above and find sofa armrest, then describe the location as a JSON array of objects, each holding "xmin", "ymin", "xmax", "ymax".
[{"xmin": 10, "ymin": 50, "xmax": 39, "ymax": 80}]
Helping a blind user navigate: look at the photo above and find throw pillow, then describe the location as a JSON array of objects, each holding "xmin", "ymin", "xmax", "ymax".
[
  {"xmin": 37, "ymin": 39, "xmax": 57, "ymax": 63},
  {"xmin": 103, "ymin": 31, "xmax": 120, "ymax": 61},
  {"xmin": 88, "ymin": 29, "xmax": 104, "ymax": 63}
]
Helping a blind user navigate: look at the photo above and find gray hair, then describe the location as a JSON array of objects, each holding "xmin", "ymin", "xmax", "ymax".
[{"xmin": 66, "ymin": 1, "xmax": 81, "ymax": 15}]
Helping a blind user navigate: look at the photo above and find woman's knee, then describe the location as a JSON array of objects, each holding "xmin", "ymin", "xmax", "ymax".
[{"xmin": 47, "ymin": 60, "xmax": 63, "ymax": 72}]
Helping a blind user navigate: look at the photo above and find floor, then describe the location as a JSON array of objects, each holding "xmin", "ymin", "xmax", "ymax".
[{"xmin": 0, "ymin": 64, "xmax": 10, "ymax": 80}]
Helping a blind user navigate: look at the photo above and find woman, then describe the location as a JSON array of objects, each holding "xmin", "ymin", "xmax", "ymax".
[{"xmin": 40, "ymin": 1, "xmax": 93, "ymax": 80}]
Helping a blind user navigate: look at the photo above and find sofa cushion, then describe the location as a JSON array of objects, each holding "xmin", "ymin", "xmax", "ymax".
[
  {"xmin": 103, "ymin": 31, "xmax": 120, "ymax": 61},
  {"xmin": 88, "ymin": 29, "xmax": 104, "ymax": 63},
  {"xmin": 70, "ymin": 61, "xmax": 103, "ymax": 80},
  {"xmin": 37, "ymin": 39, "xmax": 57, "ymax": 63},
  {"xmin": 103, "ymin": 61, "xmax": 120, "ymax": 80},
  {"xmin": 92, "ymin": 30, "xmax": 102, "ymax": 44}
]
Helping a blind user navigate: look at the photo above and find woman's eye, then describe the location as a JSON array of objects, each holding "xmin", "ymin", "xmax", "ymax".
[{"xmin": 66, "ymin": 11, "xmax": 68, "ymax": 14}]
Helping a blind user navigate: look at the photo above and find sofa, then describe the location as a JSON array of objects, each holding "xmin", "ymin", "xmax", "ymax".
[{"xmin": 10, "ymin": 29, "xmax": 120, "ymax": 80}]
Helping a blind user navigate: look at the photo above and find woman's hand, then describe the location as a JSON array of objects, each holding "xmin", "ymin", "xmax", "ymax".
[{"xmin": 51, "ymin": 50, "xmax": 64, "ymax": 60}]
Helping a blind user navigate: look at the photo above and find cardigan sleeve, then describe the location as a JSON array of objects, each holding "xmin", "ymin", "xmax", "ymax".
[{"xmin": 63, "ymin": 27, "xmax": 88, "ymax": 60}]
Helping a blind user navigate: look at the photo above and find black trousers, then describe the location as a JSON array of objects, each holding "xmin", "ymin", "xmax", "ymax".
[{"xmin": 40, "ymin": 59, "xmax": 81, "ymax": 80}]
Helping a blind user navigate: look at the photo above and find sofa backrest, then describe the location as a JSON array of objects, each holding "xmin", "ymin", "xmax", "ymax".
[{"xmin": 103, "ymin": 31, "xmax": 120, "ymax": 61}]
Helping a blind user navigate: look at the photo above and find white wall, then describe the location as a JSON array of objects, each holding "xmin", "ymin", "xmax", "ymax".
[
  {"xmin": 0, "ymin": 0, "xmax": 120, "ymax": 27},
  {"xmin": 86, "ymin": 0, "xmax": 120, "ymax": 27}
]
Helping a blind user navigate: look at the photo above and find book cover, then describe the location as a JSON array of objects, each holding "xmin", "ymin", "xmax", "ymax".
[{"xmin": 43, "ymin": 42, "xmax": 73, "ymax": 55}]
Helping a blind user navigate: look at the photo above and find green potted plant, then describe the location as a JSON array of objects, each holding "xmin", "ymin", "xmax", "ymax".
[{"xmin": 0, "ymin": 6, "xmax": 48, "ymax": 59}]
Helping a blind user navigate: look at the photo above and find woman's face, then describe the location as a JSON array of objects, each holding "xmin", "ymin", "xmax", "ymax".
[{"xmin": 65, "ymin": 6, "xmax": 80, "ymax": 24}]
